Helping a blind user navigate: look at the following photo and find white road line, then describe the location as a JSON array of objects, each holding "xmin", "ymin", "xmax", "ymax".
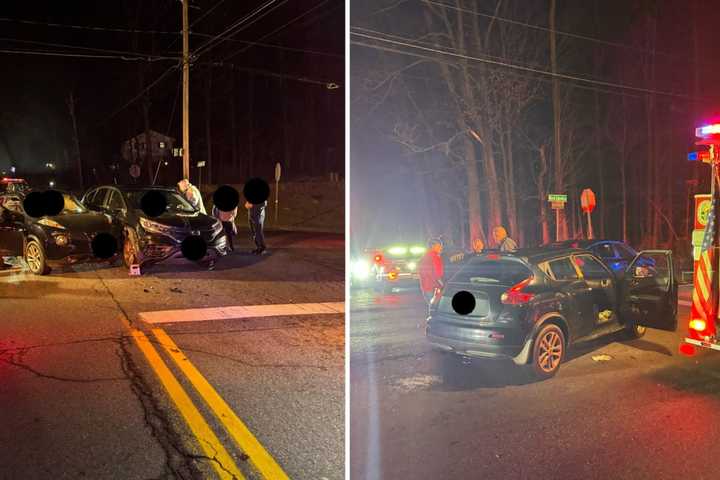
[{"xmin": 139, "ymin": 302, "xmax": 345, "ymax": 324}]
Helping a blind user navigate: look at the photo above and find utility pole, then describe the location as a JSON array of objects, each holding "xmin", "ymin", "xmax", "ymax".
[
  {"xmin": 182, "ymin": 0, "xmax": 190, "ymax": 180},
  {"xmin": 550, "ymin": 0, "xmax": 564, "ymax": 240}
]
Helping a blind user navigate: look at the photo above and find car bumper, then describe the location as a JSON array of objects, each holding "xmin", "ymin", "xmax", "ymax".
[
  {"xmin": 139, "ymin": 231, "xmax": 228, "ymax": 264},
  {"xmin": 45, "ymin": 232, "xmax": 120, "ymax": 264},
  {"xmin": 426, "ymin": 319, "xmax": 525, "ymax": 359}
]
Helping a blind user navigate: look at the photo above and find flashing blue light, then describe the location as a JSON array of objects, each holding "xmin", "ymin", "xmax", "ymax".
[{"xmin": 689, "ymin": 152, "xmax": 699, "ymax": 161}]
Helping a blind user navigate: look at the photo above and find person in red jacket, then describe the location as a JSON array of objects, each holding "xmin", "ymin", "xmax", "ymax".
[{"xmin": 418, "ymin": 237, "xmax": 444, "ymax": 304}]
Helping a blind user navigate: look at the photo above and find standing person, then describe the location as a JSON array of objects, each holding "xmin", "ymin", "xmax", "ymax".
[
  {"xmin": 245, "ymin": 199, "xmax": 267, "ymax": 255},
  {"xmin": 418, "ymin": 237, "xmax": 444, "ymax": 304},
  {"xmin": 493, "ymin": 226, "xmax": 518, "ymax": 252},
  {"xmin": 449, "ymin": 237, "xmax": 486, "ymax": 263},
  {"xmin": 177, "ymin": 178, "xmax": 206, "ymax": 214},
  {"xmin": 212, "ymin": 203, "xmax": 238, "ymax": 252}
]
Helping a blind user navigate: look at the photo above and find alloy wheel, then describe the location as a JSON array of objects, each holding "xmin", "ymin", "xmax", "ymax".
[
  {"xmin": 537, "ymin": 330, "xmax": 563, "ymax": 373},
  {"xmin": 26, "ymin": 242, "xmax": 42, "ymax": 273}
]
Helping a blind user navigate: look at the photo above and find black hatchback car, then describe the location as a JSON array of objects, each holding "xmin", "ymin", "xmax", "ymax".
[
  {"xmin": 426, "ymin": 248, "xmax": 677, "ymax": 379},
  {"xmin": 81, "ymin": 185, "xmax": 227, "ymax": 271},
  {"xmin": 0, "ymin": 191, "xmax": 121, "ymax": 274}
]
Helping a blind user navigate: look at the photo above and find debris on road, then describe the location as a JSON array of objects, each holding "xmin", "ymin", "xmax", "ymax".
[
  {"xmin": 169, "ymin": 287, "xmax": 183, "ymax": 293},
  {"xmin": 592, "ymin": 354, "xmax": 613, "ymax": 362}
]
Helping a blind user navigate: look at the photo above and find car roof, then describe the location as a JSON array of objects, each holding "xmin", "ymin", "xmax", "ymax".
[
  {"xmin": 472, "ymin": 247, "xmax": 597, "ymax": 265},
  {"xmin": 543, "ymin": 239, "xmax": 626, "ymax": 248},
  {"xmin": 90, "ymin": 184, "xmax": 177, "ymax": 192}
]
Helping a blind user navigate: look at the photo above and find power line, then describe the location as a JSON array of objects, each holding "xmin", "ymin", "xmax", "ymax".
[
  {"xmin": 350, "ymin": 30, "xmax": 712, "ymax": 101},
  {"xmin": 418, "ymin": 0, "xmax": 690, "ymax": 62},
  {"xmin": 165, "ymin": 0, "xmax": 229, "ymax": 51},
  {"xmin": 0, "ymin": 48, "xmax": 175, "ymax": 62},
  {"xmin": 193, "ymin": 0, "xmax": 288, "ymax": 59},
  {"xmin": 221, "ymin": 0, "xmax": 333, "ymax": 62},
  {"xmin": 0, "ymin": 16, "xmax": 178, "ymax": 35},
  {"xmin": 97, "ymin": 64, "xmax": 180, "ymax": 126},
  {"xmin": 0, "ymin": 37, "xmax": 178, "ymax": 60},
  {"xmin": 190, "ymin": 31, "xmax": 342, "ymax": 58},
  {"xmin": 202, "ymin": 61, "xmax": 341, "ymax": 88}
]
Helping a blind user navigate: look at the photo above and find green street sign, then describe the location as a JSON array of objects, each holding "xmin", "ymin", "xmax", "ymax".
[{"xmin": 548, "ymin": 194, "xmax": 567, "ymax": 203}]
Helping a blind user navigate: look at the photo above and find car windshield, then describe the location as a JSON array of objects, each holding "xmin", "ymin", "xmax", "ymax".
[
  {"xmin": 126, "ymin": 190, "xmax": 196, "ymax": 213},
  {"xmin": 451, "ymin": 258, "xmax": 532, "ymax": 286},
  {"xmin": 62, "ymin": 194, "xmax": 87, "ymax": 214}
]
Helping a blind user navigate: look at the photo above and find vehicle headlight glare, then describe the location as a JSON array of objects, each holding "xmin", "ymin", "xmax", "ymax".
[{"xmin": 352, "ymin": 260, "xmax": 370, "ymax": 279}]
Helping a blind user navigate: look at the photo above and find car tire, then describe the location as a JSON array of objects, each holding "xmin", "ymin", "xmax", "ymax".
[
  {"xmin": 527, "ymin": 323, "xmax": 565, "ymax": 380},
  {"xmin": 123, "ymin": 228, "xmax": 141, "ymax": 269},
  {"xmin": 25, "ymin": 238, "xmax": 50, "ymax": 275},
  {"xmin": 625, "ymin": 323, "xmax": 647, "ymax": 339}
]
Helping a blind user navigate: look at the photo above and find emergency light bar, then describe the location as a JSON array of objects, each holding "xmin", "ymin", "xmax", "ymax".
[
  {"xmin": 688, "ymin": 150, "xmax": 712, "ymax": 162},
  {"xmin": 696, "ymin": 124, "xmax": 720, "ymax": 137}
]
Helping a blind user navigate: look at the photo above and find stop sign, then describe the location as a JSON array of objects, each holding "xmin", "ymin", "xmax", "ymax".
[{"xmin": 581, "ymin": 188, "xmax": 596, "ymax": 213}]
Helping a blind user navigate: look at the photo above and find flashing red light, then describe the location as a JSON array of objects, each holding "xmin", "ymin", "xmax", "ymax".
[
  {"xmin": 679, "ymin": 343, "xmax": 696, "ymax": 357},
  {"xmin": 374, "ymin": 254, "xmax": 383, "ymax": 264},
  {"xmin": 501, "ymin": 276, "xmax": 535, "ymax": 305},
  {"xmin": 486, "ymin": 254, "xmax": 499, "ymax": 260}
]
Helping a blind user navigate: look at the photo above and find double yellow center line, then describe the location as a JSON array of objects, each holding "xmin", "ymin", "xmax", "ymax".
[{"xmin": 130, "ymin": 328, "xmax": 289, "ymax": 480}]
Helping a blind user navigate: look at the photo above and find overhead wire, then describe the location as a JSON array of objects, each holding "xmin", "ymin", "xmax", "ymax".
[
  {"xmin": 0, "ymin": 36, "xmax": 178, "ymax": 60},
  {"xmin": 350, "ymin": 29, "xmax": 713, "ymax": 101},
  {"xmin": 97, "ymin": 64, "xmax": 181, "ymax": 126},
  {"xmin": 221, "ymin": 0, "xmax": 333, "ymax": 62},
  {"xmin": 193, "ymin": 0, "xmax": 288, "ymax": 59},
  {"xmin": 0, "ymin": 48, "xmax": 175, "ymax": 61},
  {"xmin": 0, "ymin": 16, "xmax": 179, "ymax": 35}
]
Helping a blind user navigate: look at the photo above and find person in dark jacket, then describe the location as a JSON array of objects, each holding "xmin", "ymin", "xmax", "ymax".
[
  {"xmin": 245, "ymin": 200, "xmax": 267, "ymax": 254},
  {"xmin": 418, "ymin": 237, "xmax": 444, "ymax": 304}
]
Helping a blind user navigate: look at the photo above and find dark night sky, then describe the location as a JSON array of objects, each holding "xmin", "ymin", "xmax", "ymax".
[{"xmin": 0, "ymin": 0, "xmax": 344, "ymax": 187}]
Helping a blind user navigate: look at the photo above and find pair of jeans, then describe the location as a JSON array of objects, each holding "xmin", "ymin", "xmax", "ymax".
[
  {"xmin": 221, "ymin": 221, "xmax": 235, "ymax": 251},
  {"xmin": 249, "ymin": 215, "xmax": 266, "ymax": 250}
]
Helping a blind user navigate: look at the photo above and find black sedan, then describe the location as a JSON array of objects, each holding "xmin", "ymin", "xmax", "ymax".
[
  {"xmin": 0, "ymin": 191, "xmax": 121, "ymax": 275},
  {"xmin": 82, "ymin": 185, "xmax": 227, "ymax": 272},
  {"xmin": 426, "ymin": 247, "xmax": 677, "ymax": 379}
]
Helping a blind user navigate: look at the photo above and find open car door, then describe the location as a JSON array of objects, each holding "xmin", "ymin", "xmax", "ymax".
[
  {"xmin": 620, "ymin": 250, "xmax": 677, "ymax": 332},
  {"xmin": 0, "ymin": 204, "xmax": 25, "ymax": 256}
]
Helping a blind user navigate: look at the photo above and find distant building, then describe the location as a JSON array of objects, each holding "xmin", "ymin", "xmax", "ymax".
[{"xmin": 121, "ymin": 130, "xmax": 176, "ymax": 184}]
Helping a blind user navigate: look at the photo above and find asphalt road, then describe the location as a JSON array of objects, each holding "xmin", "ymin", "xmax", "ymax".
[
  {"xmin": 350, "ymin": 283, "xmax": 720, "ymax": 480},
  {"xmin": 0, "ymin": 231, "xmax": 344, "ymax": 480}
]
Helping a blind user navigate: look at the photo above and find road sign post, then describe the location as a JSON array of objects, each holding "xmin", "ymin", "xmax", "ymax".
[
  {"xmin": 580, "ymin": 188, "xmax": 596, "ymax": 239},
  {"xmin": 274, "ymin": 162, "xmax": 281, "ymax": 224},
  {"xmin": 549, "ymin": 194, "xmax": 567, "ymax": 241}
]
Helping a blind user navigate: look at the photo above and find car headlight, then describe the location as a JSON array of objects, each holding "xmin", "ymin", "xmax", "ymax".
[
  {"xmin": 37, "ymin": 218, "xmax": 66, "ymax": 229},
  {"xmin": 53, "ymin": 234, "xmax": 69, "ymax": 246},
  {"xmin": 351, "ymin": 259, "xmax": 370, "ymax": 279},
  {"xmin": 139, "ymin": 217, "xmax": 172, "ymax": 234},
  {"xmin": 410, "ymin": 246, "xmax": 425, "ymax": 255}
]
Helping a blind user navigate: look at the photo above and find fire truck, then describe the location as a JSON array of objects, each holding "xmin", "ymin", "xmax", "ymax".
[{"xmin": 681, "ymin": 124, "xmax": 720, "ymax": 355}]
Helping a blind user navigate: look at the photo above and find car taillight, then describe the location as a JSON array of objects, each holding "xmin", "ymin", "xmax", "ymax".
[{"xmin": 501, "ymin": 277, "xmax": 534, "ymax": 305}]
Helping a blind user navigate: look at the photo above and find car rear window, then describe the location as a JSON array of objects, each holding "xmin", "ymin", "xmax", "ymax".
[{"xmin": 451, "ymin": 259, "xmax": 531, "ymax": 286}]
